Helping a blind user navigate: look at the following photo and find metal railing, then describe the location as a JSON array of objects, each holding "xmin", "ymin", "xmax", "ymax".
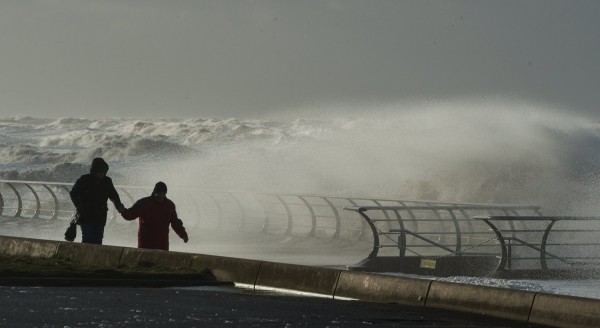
[
  {"xmin": 2, "ymin": 179, "xmax": 497, "ymax": 244},
  {"xmin": 6, "ymin": 179, "xmax": 599, "ymax": 277},
  {"xmin": 476, "ymin": 216, "xmax": 600, "ymax": 273},
  {"xmin": 342, "ymin": 204, "xmax": 600, "ymax": 277},
  {"xmin": 344, "ymin": 205, "xmax": 542, "ymax": 259}
]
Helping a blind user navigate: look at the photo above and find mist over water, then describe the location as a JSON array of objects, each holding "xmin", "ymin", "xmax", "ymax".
[
  {"xmin": 3, "ymin": 100, "xmax": 600, "ymax": 299},
  {"xmin": 2, "ymin": 99, "xmax": 600, "ymax": 215}
]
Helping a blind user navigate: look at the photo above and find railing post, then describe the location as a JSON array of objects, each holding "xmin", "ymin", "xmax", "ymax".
[
  {"xmin": 41, "ymin": 184, "xmax": 59, "ymax": 220},
  {"xmin": 447, "ymin": 210, "xmax": 461, "ymax": 253},
  {"xmin": 394, "ymin": 210, "xmax": 406, "ymax": 257},
  {"xmin": 23, "ymin": 184, "xmax": 41, "ymax": 219},
  {"xmin": 297, "ymin": 196, "xmax": 316, "ymax": 238},
  {"xmin": 397, "ymin": 201, "xmax": 418, "ymax": 246},
  {"xmin": 275, "ymin": 195, "xmax": 293, "ymax": 236},
  {"xmin": 479, "ymin": 218, "xmax": 508, "ymax": 272},
  {"xmin": 541, "ymin": 219, "xmax": 559, "ymax": 270},
  {"xmin": 346, "ymin": 199, "xmax": 367, "ymax": 240},
  {"xmin": 321, "ymin": 197, "xmax": 341, "ymax": 239},
  {"xmin": 6, "ymin": 183, "xmax": 22, "ymax": 217},
  {"xmin": 355, "ymin": 208, "xmax": 380, "ymax": 258},
  {"xmin": 0, "ymin": 182, "xmax": 4, "ymax": 216},
  {"xmin": 457, "ymin": 208, "xmax": 474, "ymax": 244}
]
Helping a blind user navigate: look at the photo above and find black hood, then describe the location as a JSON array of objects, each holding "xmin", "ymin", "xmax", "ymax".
[
  {"xmin": 90, "ymin": 157, "xmax": 109, "ymax": 174},
  {"xmin": 152, "ymin": 181, "xmax": 167, "ymax": 195}
]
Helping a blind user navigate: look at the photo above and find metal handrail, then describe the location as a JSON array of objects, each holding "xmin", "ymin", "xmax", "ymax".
[
  {"xmin": 476, "ymin": 216, "xmax": 600, "ymax": 271},
  {"xmin": 3, "ymin": 179, "xmax": 527, "ymax": 245},
  {"xmin": 343, "ymin": 205, "xmax": 545, "ymax": 275}
]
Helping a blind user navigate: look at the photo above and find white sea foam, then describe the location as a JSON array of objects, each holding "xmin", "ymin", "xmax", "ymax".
[{"xmin": 2, "ymin": 100, "xmax": 600, "ymax": 215}]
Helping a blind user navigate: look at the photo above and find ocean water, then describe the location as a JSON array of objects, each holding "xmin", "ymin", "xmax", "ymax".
[{"xmin": 2, "ymin": 103, "xmax": 600, "ymax": 299}]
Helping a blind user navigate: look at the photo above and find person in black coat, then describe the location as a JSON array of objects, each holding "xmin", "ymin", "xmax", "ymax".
[{"xmin": 69, "ymin": 157, "xmax": 125, "ymax": 244}]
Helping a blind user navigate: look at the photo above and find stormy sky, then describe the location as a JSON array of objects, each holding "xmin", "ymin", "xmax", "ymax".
[{"xmin": 0, "ymin": 0, "xmax": 599, "ymax": 120}]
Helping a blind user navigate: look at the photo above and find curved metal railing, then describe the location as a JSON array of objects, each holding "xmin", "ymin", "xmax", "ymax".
[
  {"xmin": 476, "ymin": 216, "xmax": 600, "ymax": 275},
  {"xmin": 8, "ymin": 179, "xmax": 598, "ymax": 278},
  {"xmin": 2, "ymin": 179, "xmax": 500, "ymax": 244},
  {"xmin": 344, "ymin": 205, "xmax": 542, "ymax": 258}
]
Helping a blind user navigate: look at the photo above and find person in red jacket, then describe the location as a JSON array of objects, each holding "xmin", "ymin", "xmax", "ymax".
[{"xmin": 121, "ymin": 181, "xmax": 189, "ymax": 251}]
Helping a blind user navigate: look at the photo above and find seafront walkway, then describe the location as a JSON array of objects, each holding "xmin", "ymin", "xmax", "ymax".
[
  {"xmin": 0, "ymin": 285, "xmax": 547, "ymax": 328},
  {"xmin": 0, "ymin": 235, "xmax": 598, "ymax": 327}
]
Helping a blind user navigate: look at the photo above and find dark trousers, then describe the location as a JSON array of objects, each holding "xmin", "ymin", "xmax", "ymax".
[{"xmin": 80, "ymin": 223, "xmax": 104, "ymax": 244}]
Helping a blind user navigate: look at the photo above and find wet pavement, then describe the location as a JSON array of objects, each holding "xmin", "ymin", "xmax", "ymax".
[{"xmin": 0, "ymin": 285, "xmax": 549, "ymax": 328}]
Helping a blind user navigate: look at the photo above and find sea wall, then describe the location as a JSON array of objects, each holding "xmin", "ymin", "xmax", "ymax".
[{"xmin": 0, "ymin": 235, "xmax": 598, "ymax": 328}]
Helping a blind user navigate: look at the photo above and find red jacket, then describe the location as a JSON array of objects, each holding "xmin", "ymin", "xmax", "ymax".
[{"xmin": 121, "ymin": 196, "xmax": 188, "ymax": 251}]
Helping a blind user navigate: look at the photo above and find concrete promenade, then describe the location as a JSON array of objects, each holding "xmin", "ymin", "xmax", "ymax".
[
  {"xmin": 1, "ymin": 235, "xmax": 599, "ymax": 327},
  {"xmin": 1, "ymin": 285, "xmax": 547, "ymax": 328}
]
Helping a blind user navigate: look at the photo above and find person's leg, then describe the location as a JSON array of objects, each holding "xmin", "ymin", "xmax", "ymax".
[{"xmin": 80, "ymin": 224, "xmax": 104, "ymax": 244}]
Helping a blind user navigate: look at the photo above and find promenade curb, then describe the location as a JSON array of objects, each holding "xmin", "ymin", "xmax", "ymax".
[
  {"xmin": 255, "ymin": 261, "xmax": 341, "ymax": 296},
  {"xmin": 425, "ymin": 280, "xmax": 536, "ymax": 322},
  {"xmin": 190, "ymin": 253, "xmax": 261, "ymax": 285},
  {"xmin": 120, "ymin": 248, "xmax": 194, "ymax": 270},
  {"xmin": 529, "ymin": 293, "xmax": 600, "ymax": 328},
  {"xmin": 334, "ymin": 271, "xmax": 430, "ymax": 306},
  {"xmin": 0, "ymin": 235, "xmax": 58, "ymax": 258},
  {"xmin": 56, "ymin": 242, "xmax": 123, "ymax": 267},
  {"xmin": 2, "ymin": 235, "xmax": 600, "ymax": 328}
]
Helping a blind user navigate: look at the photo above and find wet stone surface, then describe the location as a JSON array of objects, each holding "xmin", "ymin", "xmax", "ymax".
[{"xmin": 0, "ymin": 286, "xmax": 549, "ymax": 327}]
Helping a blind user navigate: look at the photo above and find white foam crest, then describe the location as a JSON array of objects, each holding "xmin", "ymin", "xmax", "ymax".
[
  {"xmin": 125, "ymin": 100, "xmax": 600, "ymax": 215},
  {"xmin": 34, "ymin": 117, "xmax": 311, "ymax": 149},
  {"xmin": 3, "ymin": 100, "xmax": 600, "ymax": 215}
]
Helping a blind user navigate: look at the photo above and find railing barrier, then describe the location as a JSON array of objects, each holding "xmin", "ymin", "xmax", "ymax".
[{"xmin": 5, "ymin": 179, "xmax": 600, "ymax": 278}]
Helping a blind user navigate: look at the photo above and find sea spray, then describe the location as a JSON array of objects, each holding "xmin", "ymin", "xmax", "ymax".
[{"xmin": 2, "ymin": 100, "xmax": 600, "ymax": 214}]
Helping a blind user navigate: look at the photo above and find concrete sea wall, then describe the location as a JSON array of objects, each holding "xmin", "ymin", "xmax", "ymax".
[{"xmin": 0, "ymin": 235, "xmax": 598, "ymax": 328}]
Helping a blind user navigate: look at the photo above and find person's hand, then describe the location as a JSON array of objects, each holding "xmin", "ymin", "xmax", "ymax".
[
  {"xmin": 183, "ymin": 235, "xmax": 189, "ymax": 243},
  {"xmin": 116, "ymin": 203, "xmax": 125, "ymax": 213}
]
